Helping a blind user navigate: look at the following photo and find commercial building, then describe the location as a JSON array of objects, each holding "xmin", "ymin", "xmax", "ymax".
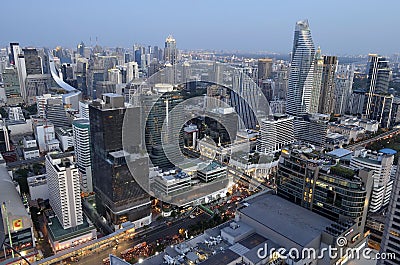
[
  {"xmin": 257, "ymin": 58, "xmax": 273, "ymax": 80},
  {"xmin": 350, "ymin": 149, "xmax": 394, "ymax": 213},
  {"xmin": 0, "ymin": 159, "xmax": 35, "ymax": 262},
  {"xmin": 140, "ymin": 191, "xmax": 368, "ymax": 265},
  {"xmin": 89, "ymin": 93, "xmax": 151, "ymax": 229},
  {"xmin": 276, "ymin": 142, "xmax": 373, "ymax": 233}
]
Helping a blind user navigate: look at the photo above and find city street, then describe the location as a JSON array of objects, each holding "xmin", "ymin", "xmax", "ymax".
[{"xmin": 74, "ymin": 213, "xmax": 210, "ymax": 265}]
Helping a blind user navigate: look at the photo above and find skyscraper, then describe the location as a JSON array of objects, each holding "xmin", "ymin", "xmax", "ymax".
[
  {"xmin": 364, "ymin": 54, "xmax": 391, "ymax": 116},
  {"xmin": 287, "ymin": 20, "xmax": 315, "ymax": 116},
  {"xmin": 257, "ymin": 58, "xmax": 273, "ymax": 80},
  {"xmin": 89, "ymin": 93, "xmax": 151, "ymax": 229},
  {"xmin": 164, "ymin": 35, "xmax": 177, "ymax": 65},
  {"xmin": 380, "ymin": 161, "xmax": 400, "ymax": 265},
  {"xmin": 72, "ymin": 118, "xmax": 93, "ymax": 193},
  {"xmin": 22, "ymin": 47, "xmax": 43, "ymax": 75},
  {"xmin": 334, "ymin": 64, "xmax": 355, "ymax": 115},
  {"xmin": 309, "ymin": 47, "xmax": 323, "ymax": 113},
  {"xmin": 46, "ymin": 152, "xmax": 83, "ymax": 229},
  {"xmin": 318, "ymin": 55, "xmax": 338, "ymax": 114}
]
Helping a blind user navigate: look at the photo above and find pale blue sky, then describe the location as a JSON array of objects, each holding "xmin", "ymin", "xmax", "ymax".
[{"xmin": 1, "ymin": 0, "xmax": 399, "ymax": 55}]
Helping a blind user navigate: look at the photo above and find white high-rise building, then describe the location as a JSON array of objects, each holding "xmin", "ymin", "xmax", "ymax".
[
  {"xmin": 108, "ymin": 68, "xmax": 122, "ymax": 84},
  {"xmin": 334, "ymin": 65, "xmax": 355, "ymax": 115},
  {"xmin": 46, "ymin": 152, "xmax": 83, "ymax": 229},
  {"xmin": 79, "ymin": 100, "xmax": 90, "ymax": 119},
  {"xmin": 258, "ymin": 114, "xmax": 294, "ymax": 154},
  {"xmin": 126, "ymin": 61, "xmax": 139, "ymax": 82},
  {"xmin": 380, "ymin": 161, "xmax": 400, "ymax": 265},
  {"xmin": 72, "ymin": 118, "xmax": 92, "ymax": 193},
  {"xmin": 350, "ymin": 149, "xmax": 394, "ymax": 213},
  {"xmin": 287, "ymin": 20, "xmax": 315, "ymax": 116}
]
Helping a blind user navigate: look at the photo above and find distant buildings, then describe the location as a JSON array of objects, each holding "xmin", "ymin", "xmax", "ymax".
[{"xmin": 164, "ymin": 35, "xmax": 177, "ymax": 65}]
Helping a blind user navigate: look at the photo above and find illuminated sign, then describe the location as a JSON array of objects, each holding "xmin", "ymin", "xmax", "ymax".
[{"xmin": 13, "ymin": 219, "xmax": 23, "ymax": 230}]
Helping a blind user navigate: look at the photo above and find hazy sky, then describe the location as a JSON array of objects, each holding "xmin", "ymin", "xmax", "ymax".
[{"xmin": 1, "ymin": 0, "xmax": 399, "ymax": 55}]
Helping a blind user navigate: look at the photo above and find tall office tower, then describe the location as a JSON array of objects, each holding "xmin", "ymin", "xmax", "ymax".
[
  {"xmin": 369, "ymin": 94, "xmax": 394, "ymax": 128},
  {"xmin": 273, "ymin": 63, "xmax": 288, "ymax": 100},
  {"xmin": 364, "ymin": 54, "xmax": 391, "ymax": 116},
  {"xmin": 276, "ymin": 143, "xmax": 373, "ymax": 233},
  {"xmin": 380, "ymin": 161, "xmax": 400, "ymax": 265},
  {"xmin": 164, "ymin": 35, "xmax": 177, "ymax": 65},
  {"xmin": 318, "ymin": 55, "xmax": 338, "ymax": 114},
  {"xmin": 22, "ymin": 48, "xmax": 42, "ymax": 75},
  {"xmin": 77, "ymin": 41, "xmax": 85, "ymax": 57},
  {"xmin": 257, "ymin": 114, "xmax": 294, "ymax": 154},
  {"xmin": 2, "ymin": 67, "xmax": 22, "ymax": 104},
  {"xmin": 89, "ymin": 94, "xmax": 151, "ymax": 228},
  {"xmin": 287, "ymin": 20, "xmax": 315, "ymax": 116},
  {"xmin": 230, "ymin": 69, "xmax": 260, "ymax": 129},
  {"xmin": 310, "ymin": 47, "xmax": 323, "ymax": 113},
  {"xmin": 293, "ymin": 114, "xmax": 329, "ymax": 147},
  {"xmin": 126, "ymin": 61, "xmax": 139, "ymax": 82},
  {"xmin": 257, "ymin": 58, "xmax": 273, "ymax": 80},
  {"xmin": 46, "ymin": 152, "xmax": 83, "ymax": 229},
  {"xmin": 76, "ymin": 57, "xmax": 88, "ymax": 96},
  {"xmin": 350, "ymin": 149, "xmax": 394, "ymax": 213},
  {"xmin": 334, "ymin": 65, "xmax": 355, "ymax": 115},
  {"xmin": 72, "ymin": 119, "xmax": 93, "ymax": 193},
  {"xmin": 133, "ymin": 45, "xmax": 142, "ymax": 67},
  {"xmin": 348, "ymin": 89, "xmax": 366, "ymax": 115},
  {"xmin": 15, "ymin": 54, "xmax": 27, "ymax": 101},
  {"xmin": 9, "ymin": 42, "xmax": 20, "ymax": 65},
  {"xmin": 140, "ymin": 84, "xmax": 184, "ymax": 169}
]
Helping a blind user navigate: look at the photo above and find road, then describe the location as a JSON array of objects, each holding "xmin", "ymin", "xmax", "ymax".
[
  {"xmin": 346, "ymin": 128, "xmax": 400, "ymax": 151},
  {"xmin": 75, "ymin": 213, "xmax": 210, "ymax": 265}
]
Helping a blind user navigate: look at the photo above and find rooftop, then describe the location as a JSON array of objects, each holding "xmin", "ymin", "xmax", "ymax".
[
  {"xmin": 239, "ymin": 193, "xmax": 334, "ymax": 247},
  {"xmin": 46, "ymin": 214, "xmax": 94, "ymax": 242}
]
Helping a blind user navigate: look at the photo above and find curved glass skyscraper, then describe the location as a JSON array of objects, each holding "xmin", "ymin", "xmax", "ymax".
[{"xmin": 287, "ymin": 20, "xmax": 315, "ymax": 116}]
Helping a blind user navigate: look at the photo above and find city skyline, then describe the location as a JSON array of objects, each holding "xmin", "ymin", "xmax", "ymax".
[{"xmin": 1, "ymin": 0, "xmax": 400, "ymax": 55}]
